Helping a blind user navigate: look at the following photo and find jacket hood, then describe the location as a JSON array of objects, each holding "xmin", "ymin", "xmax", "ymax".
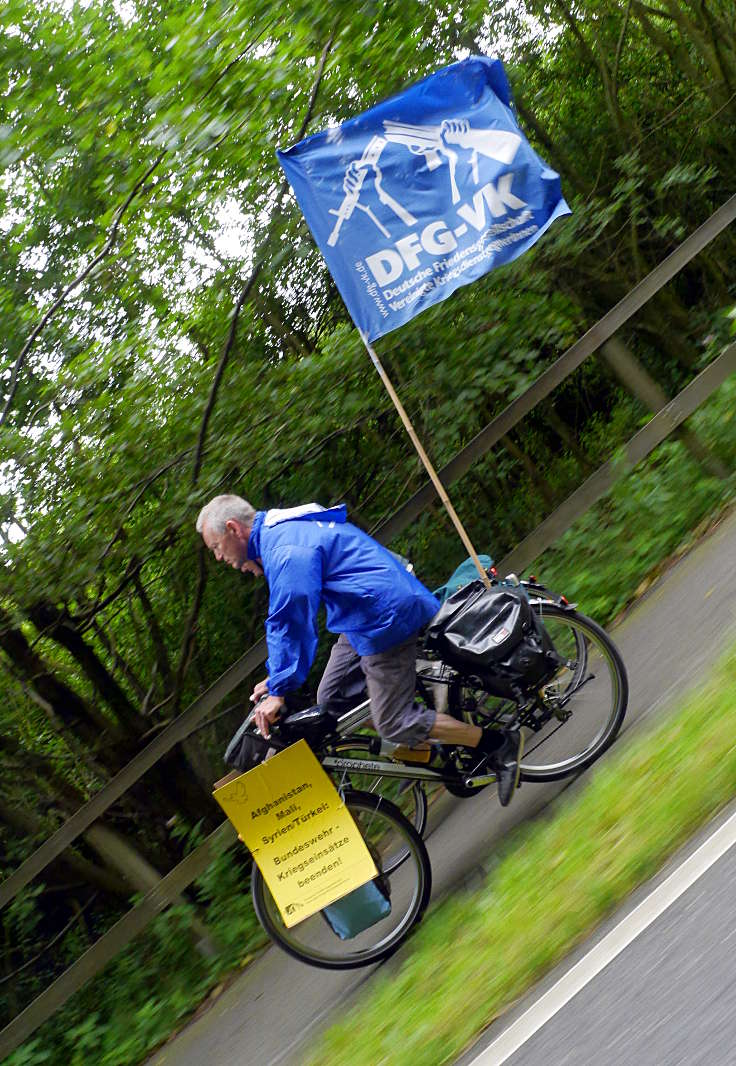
[
  {"xmin": 263, "ymin": 503, "xmax": 347, "ymax": 527},
  {"xmin": 247, "ymin": 503, "xmax": 347, "ymax": 561}
]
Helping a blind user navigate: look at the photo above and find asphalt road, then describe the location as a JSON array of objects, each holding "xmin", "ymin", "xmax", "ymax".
[
  {"xmin": 148, "ymin": 505, "xmax": 736, "ymax": 1066},
  {"xmin": 460, "ymin": 801, "xmax": 736, "ymax": 1066}
]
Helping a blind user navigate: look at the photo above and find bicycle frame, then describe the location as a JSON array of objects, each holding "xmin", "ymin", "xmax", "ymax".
[
  {"xmin": 322, "ymin": 744, "xmax": 498, "ymax": 791},
  {"xmin": 321, "ymin": 706, "xmax": 499, "ymax": 790}
]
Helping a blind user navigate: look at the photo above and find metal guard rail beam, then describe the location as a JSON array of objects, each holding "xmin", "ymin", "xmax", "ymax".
[
  {"xmin": 0, "ymin": 639, "xmax": 264, "ymax": 909},
  {"xmin": 0, "ymin": 821, "xmax": 236, "ymax": 1059}
]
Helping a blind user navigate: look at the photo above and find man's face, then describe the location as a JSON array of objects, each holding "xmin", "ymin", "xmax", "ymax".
[{"xmin": 202, "ymin": 518, "xmax": 263, "ymax": 575}]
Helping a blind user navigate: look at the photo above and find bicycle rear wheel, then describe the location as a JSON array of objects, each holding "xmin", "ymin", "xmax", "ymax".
[
  {"xmin": 458, "ymin": 604, "xmax": 627, "ymax": 782},
  {"xmin": 328, "ymin": 733, "xmax": 428, "ymax": 838},
  {"xmin": 520, "ymin": 604, "xmax": 628, "ymax": 780},
  {"xmin": 251, "ymin": 790, "xmax": 432, "ymax": 970}
]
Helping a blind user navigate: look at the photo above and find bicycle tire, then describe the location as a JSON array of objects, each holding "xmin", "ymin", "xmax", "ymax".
[
  {"xmin": 251, "ymin": 790, "xmax": 432, "ymax": 970},
  {"xmin": 518, "ymin": 604, "xmax": 628, "ymax": 781}
]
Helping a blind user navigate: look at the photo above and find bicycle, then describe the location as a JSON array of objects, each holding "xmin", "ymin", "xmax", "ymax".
[{"xmin": 239, "ymin": 574, "xmax": 628, "ymax": 969}]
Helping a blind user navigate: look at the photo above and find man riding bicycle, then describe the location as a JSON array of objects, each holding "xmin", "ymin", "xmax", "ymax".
[{"xmin": 197, "ymin": 494, "xmax": 523, "ymax": 805}]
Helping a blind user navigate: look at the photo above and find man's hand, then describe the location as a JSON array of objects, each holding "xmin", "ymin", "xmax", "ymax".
[
  {"xmin": 253, "ymin": 694, "xmax": 284, "ymax": 740},
  {"xmin": 343, "ymin": 160, "xmax": 364, "ymax": 196},
  {"xmin": 439, "ymin": 118, "xmax": 470, "ymax": 146},
  {"xmin": 250, "ymin": 677, "xmax": 270, "ymax": 704}
]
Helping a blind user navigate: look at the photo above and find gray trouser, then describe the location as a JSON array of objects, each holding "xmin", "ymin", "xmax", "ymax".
[{"xmin": 316, "ymin": 633, "xmax": 435, "ymax": 746}]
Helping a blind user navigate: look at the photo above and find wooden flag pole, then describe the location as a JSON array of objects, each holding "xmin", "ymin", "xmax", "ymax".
[{"xmin": 360, "ymin": 332, "xmax": 492, "ymax": 591}]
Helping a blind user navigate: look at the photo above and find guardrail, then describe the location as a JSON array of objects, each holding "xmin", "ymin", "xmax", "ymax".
[{"xmin": 1, "ymin": 193, "xmax": 735, "ymax": 1060}]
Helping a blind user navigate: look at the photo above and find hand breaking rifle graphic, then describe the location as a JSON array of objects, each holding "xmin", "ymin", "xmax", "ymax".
[
  {"xmin": 327, "ymin": 136, "xmax": 418, "ymax": 247},
  {"xmin": 383, "ymin": 118, "xmax": 522, "ymax": 204}
]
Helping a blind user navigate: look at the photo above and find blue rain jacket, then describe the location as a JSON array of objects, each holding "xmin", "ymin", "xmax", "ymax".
[{"xmin": 247, "ymin": 503, "xmax": 440, "ymax": 696}]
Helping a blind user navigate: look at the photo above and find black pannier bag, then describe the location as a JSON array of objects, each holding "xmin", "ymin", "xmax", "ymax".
[
  {"xmin": 426, "ymin": 580, "xmax": 563, "ymax": 699},
  {"xmin": 223, "ymin": 720, "xmax": 271, "ymax": 772},
  {"xmin": 223, "ymin": 705, "xmax": 338, "ymax": 773}
]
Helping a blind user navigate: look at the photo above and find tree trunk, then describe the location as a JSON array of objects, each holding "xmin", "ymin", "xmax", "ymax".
[
  {"xmin": 0, "ymin": 616, "xmax": 215, "ymax": 828},
  {"xmin": 501, "ymin": 433, "xmax": 559, "ymax": 510},
  {"xmin": 513, "ymin": 95, "xmax": 590, "ymax": 196},
  {"xmin": 551, "ymin": 0, "xmax": 631, "ymax": 144},
  {"xmin": 132, "ymin": 572, "xmax": 174, "ymax": 693},
  {"xmin": 0, "ymin": 607, "xmax": 119, "ymax": 748},
  {"xmin": 601, "ymin": 336, "xmax": 729, "ymax": 478},
  {"xmin": 84, "ymin": 823, "xmax": 219, "ymax": 955},
  {"xmin": 27, "ymin": 602, "xmax": 146, "ymax": 737},
  {"xmin": 90, "ymin": 618, "xmax": 147, "ymax": 702},
  {"xmin": 661, "ymin": 0, "xmax": 735, "ymax": 89},
  {"xmin": 0, "ymin": 800, "xmax": 128, "ymax": 898},
  {"xmin": 543, "ymin": 407, "xmax": 596, "ymax": 474}
]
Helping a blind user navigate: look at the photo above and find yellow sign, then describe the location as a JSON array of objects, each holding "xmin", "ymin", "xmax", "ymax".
[{"xmin": 213, "ymin": 739, "xmax": 377, "ymax": 927}]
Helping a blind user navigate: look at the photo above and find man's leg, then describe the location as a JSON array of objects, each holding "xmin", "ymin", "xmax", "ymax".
[
  {"xmin": 429, "ymin": 713, "xmax": 523, "ymax": 807},
  {"xmin": 430, "ymin": 713, "xmax": 481, "ymax": 746},
  {"xmin": 361, "ymin": 638, "xmax": 494, "ymax": 747},
  {"xmin": 360, "ymin": 637, "xmax": 435, "ymax": 746},
  {"xmin": 362, "ymin": 636, "xmax": 522, "ymax": 807}
]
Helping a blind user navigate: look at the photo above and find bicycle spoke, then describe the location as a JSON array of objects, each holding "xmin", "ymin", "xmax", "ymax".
[{"xmin": 517, "ymin": 606, "xmax": 627, "ymax": 780}]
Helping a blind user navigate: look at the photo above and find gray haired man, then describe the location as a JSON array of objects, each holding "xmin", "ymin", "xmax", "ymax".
[{"xmin": 197, "ymin": 493, "xmax": 523, "ymax": 805}]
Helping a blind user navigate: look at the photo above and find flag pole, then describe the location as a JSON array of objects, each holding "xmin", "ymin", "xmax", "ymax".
[{"xmin": 360, "ymin": 332, "xmax": 492, "ymax": 591}]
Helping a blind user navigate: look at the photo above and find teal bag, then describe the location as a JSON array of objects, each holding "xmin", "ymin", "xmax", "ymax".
[
  {"xmin": 321, "ymin": 878, "xmax": 391, "ymax": 939},
  {"xmin": 434, "ymin": 554, "xmax": 494, "ymax": 603}
]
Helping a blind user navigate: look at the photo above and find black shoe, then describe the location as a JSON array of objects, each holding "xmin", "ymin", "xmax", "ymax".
[{"xmin": 490, "ymin": 727, "xmax": 524, "ymax": 807}]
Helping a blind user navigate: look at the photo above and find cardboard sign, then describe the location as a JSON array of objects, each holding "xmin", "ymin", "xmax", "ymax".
[{"xmin": 213, "ymin": 739, "xmax": 377, "ymax": 927}]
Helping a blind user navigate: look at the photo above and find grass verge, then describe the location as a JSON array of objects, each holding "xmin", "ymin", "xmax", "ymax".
[
  {"xmin": 306, "ymin": 639, "xmax": 736, "ymax": 1066},
  {"xmin": 526, "ymin": 373, "xmax": 736, "ymax": 626}
]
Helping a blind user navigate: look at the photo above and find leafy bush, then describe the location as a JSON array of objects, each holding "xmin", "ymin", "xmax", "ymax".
[
  {"xmin": 530, "ymin": 372, "xmax": 736, "ymax": 622},
  {"xmin": 4, "ymin": 844, "xmax": 267, "ymax": 1066}
]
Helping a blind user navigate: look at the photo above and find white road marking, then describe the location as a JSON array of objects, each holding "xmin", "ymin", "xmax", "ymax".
[{"xmin": 468, "ymin": 805, "xmax": 736, "ymax": 1066}]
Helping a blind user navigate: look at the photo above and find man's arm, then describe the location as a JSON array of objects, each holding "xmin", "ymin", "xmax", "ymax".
[{"xmin": 264, "ymin": 544, "xmax": 323, "ymax": 697}]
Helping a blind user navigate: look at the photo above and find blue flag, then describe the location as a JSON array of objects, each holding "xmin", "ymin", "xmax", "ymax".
[{"xmin": 277, "ymin": 56, "xmax": 571, "ymax": 342}]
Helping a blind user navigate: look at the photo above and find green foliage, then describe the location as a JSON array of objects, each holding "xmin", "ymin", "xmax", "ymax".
[
  {"xmin": 4, "ymin": 844, "xmax": 267, "ymax": 1066},
  {"xmin": 531, "ymin": 373, "xmax": 736, "ymax": 623}
]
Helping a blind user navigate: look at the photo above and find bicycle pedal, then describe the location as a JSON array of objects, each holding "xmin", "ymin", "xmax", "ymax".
[{"xmin": 462, "ymin": 771, "xmax": 497, "ymax": 789}]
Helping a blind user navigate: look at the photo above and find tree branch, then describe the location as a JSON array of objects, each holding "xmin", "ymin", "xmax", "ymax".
[
  {"xmin": 0, "ymin": 892, "xmax": 100, "ymax": 986},
  {"xmin": 262, "ymin": 405, "xmax": 395, "ymax": 489},
  {"xmin": 133, "ymin": 571, "xmax": 174, "ymax": 690},
  {"xmin": 169, "ymin": 540, "xmax": 208, "ymax": 712},
  {"xmin": 98, "ymin": 448, "xmax": 194, "ymax": 565},
  {"xmin": 0, "ymin": 152, "xmax": 166, "ymax": 427},
  {"xmin": 612, "ymin": 0, "xmax": 633, "ymax": 96},
  {"xmin": 190, "ymin": 29, "xmax": 336, "ymax": 486}
]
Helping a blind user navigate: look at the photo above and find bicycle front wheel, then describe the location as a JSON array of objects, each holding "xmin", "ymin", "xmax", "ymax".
[
  {"xmin": 251, "ymin": 790, "xmax": 432, "ymax": 970},
  {"xmin": 328, "ymin": 737, "xmax": 428, "ymax": 839},
  {"xmin": 519, "ymin": 604, "xmax": 628, "ymax": 781}
]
